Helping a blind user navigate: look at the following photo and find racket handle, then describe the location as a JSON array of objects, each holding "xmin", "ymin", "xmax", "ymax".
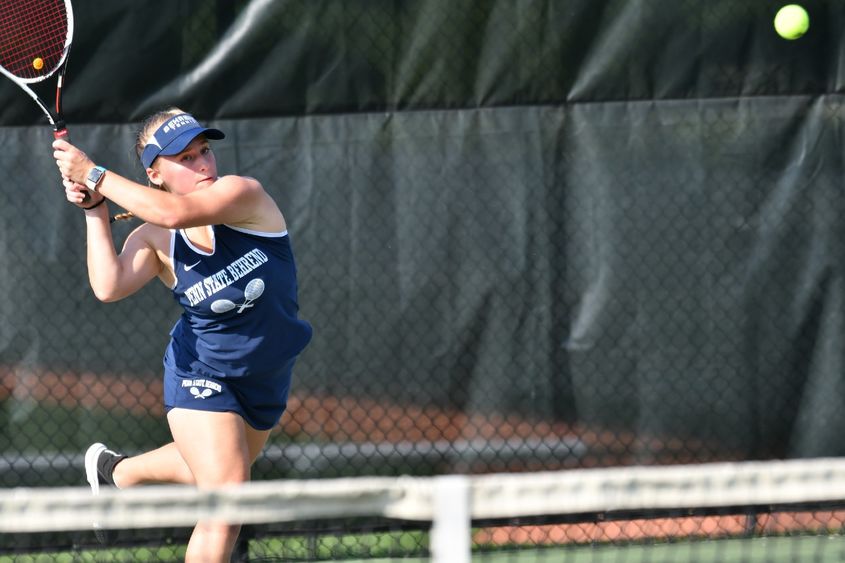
[{"xmin": 54, "ymin": 127, "xmax": 91, "ymax": 204}]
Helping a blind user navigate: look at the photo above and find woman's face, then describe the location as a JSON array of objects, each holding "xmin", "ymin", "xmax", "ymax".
[{"xmin": 147, "ymin": 135, "xmax": 218, "ymax": 194}]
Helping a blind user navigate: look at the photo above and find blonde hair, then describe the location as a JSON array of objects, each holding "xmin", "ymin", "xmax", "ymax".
[
  {"xmin": 112, "ymin": 107, "xmax": 186, "ymax": 223},
  {"xmin": 134, "ymin": 107, "xmax": 185, "ymax": 163}
]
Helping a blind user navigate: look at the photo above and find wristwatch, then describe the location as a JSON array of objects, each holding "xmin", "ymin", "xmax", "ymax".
[{"xmin": 85, "ymin": 165, "xmax": 107, "ymax": 191}]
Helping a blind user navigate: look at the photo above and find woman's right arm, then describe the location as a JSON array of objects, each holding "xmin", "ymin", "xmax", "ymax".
[{"xmin": 67, "ymin": 181, "xmax": 163, "ymax": 302}]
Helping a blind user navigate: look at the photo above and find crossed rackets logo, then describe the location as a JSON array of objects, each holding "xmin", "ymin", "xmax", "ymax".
[
  {"xmin": 182, "ymin": 378, "xmax": 222, "ymax": 400},
  {"xmin": 210, "ymin": 278, "xmax": 265, "ymax": 314},
  {"xmin": 190, "ymin": 387, "xmax": 214, "ymax": 399}
]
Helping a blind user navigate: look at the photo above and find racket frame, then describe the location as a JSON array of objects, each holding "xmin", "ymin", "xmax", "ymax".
[{"xmin": 0, "ymin": 0, "xmax": 74, "ymax": 138}]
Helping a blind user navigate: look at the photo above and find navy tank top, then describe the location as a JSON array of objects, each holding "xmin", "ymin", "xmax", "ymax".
[{"xmin": 164, "ymin": 224, "xmax": 312, "ymax": 380}]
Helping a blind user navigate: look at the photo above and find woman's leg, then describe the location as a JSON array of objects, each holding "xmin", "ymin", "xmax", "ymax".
[
  {"xmin": 167, "ymin": 408, "xmax": 271, "ymax": 563},
  {"xmin": 111, "ymin": 442, "xmax": 195, "ymax": 487},
  {"xmin": 106, "ymin": 416, "xmax": 270, "ymax": 488}
]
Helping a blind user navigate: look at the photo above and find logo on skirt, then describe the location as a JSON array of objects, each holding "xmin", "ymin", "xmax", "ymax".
[{"xmin": 182, "ymin": 378, "xmax": 222, "ymax": 399}]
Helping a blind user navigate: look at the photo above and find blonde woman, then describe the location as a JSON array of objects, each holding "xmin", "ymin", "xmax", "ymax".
[{"xmin": 53, "ymin": 109, "xmax": 312, "ymax": 562}]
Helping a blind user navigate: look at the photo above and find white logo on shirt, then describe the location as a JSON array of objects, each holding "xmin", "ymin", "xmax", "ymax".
[
  {"xmin": 183, "ymin": 248, "xmax": 269, "ymax": 307},
  {"xmin": 210, "ymin": 278, "xmax": 265, "ymax": 314},
  {"xmin": 184, "ymin": 260, "xmax": 201, "ymax": 271}
]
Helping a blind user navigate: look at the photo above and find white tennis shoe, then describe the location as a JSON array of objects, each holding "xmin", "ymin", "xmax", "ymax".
[{"xmin": 84, "ymin": 442, "xmax": 126, "ymax": 544}]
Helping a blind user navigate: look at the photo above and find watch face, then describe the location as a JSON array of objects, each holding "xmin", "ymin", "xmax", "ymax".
[{"xmin": 86, "ymin": 167, "xmax": 106, "ymax": 190}]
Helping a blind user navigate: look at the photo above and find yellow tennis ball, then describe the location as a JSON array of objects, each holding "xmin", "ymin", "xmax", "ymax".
[
  {"xmin": 32, "ymin": 57, "xmax": 44, "ymax": 70},
  {"xmin": 774, "ymin": 4, "xmax": 809, "ymax": 40}
]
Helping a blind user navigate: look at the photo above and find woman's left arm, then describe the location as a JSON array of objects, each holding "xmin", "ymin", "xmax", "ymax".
[{"xmin": 53, "ymin": 139, "xmax": 265, "ymax": 229}]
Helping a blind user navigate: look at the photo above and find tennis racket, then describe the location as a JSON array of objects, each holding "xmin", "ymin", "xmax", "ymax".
[{"xmin": 0, "ymin": 0, "xmax": 74, "ymax": 140}]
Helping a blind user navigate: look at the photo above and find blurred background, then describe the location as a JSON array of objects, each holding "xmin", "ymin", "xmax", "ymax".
[{"xmin": 0, "ymin": 0, "xmax": 843, "ymax": 490}]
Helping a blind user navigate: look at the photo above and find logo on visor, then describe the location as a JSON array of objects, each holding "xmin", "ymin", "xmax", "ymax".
[{"xmin": 162, "ymin": 115, "xmax": 199, "ymax": 134}]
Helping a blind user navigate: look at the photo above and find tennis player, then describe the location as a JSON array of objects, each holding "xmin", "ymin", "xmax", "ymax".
[{"xmin": 53, "ymin": 108, "xmax": 313, "ymax": 562}]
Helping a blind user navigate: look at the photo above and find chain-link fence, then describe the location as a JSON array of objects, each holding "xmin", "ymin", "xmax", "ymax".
[{"xmin": 0, "ymin": 0, "xmax": 843, "ymax": 488}]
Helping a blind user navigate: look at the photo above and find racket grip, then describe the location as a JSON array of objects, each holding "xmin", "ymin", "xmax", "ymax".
[{"xmin": 54, "ymin": 128, "xmax": 91, "ymax": 204}]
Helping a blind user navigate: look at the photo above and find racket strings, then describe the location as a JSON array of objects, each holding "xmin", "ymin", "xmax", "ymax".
[{"xmin": 0, "ymin": 0, "xmax": 68, "ymax": 79}]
